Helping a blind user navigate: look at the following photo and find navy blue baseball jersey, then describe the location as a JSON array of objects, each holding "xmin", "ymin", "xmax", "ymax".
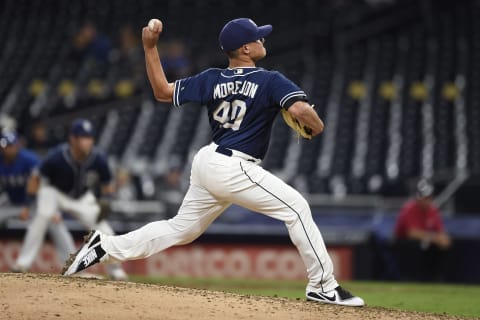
[
  {"xmin": 172, "ymin": 67, "xmax": 307, "ymax": 159},
  {"xmin": 40, "ymin": 143, "xmax": 112, "ymax": 198},
  {"xmin": 0, "ymin": 149, "xmax": 40, "ymax": 205}
]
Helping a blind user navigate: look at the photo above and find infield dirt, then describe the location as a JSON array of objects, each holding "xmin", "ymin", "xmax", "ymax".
[{"xmin": 0, "ymin": 273, "xmax": 469, "ymax": 320}]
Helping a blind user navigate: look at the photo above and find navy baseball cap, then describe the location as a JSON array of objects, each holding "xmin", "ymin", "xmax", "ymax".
[
  {"xmin": 219, "ymin": 18, "xmax": 273, "ymax": 52},
  {"xmin": 0, "ymin": 131, "xmax": 18, "ymax": 148},
  {"xmin": 70, "ymin": 118, "xmax": 95, "ymax": 137}
]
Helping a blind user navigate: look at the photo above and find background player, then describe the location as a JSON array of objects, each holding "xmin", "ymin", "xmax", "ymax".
[
  {"xmin": 0, "ymin": 130, "xmax": 76, "ymax": 271},
  {"xmin": 15, "ymin": 119, "xmax": 127, "ymax": 280},
  {"xmin": 393, "ymin": 180, "xmax": 451, "ymax": 281},
  {"xmin": 63, "ymin": 18, "xmax": 364, "ymax": 306}
]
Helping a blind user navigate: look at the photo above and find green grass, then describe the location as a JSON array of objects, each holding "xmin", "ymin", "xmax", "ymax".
[
  {"xmin": 346, "ymin": 281, "xmax": 480, "ymax": 318},
  {"xmin": 130, "ymin": 276, "xmax": 480, "ymax": 318}
]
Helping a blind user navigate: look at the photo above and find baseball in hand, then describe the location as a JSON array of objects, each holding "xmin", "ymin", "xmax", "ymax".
[{"xmin": 148, "ymin": 19, "xmax": 162, "ymax": 33}]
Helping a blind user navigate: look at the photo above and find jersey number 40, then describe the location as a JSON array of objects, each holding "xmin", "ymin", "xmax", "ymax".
[{"xmin": 213, "ymin": 100, "xmax": 246, "ymax": 131}]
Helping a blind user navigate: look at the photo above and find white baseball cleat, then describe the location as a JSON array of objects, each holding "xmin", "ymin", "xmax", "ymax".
[
  {"xmin": 10, "ymin": 264, "xmax": 28, "ymax": 273},
  {"xmin": 62, "ymin": 230, "xmax": 107, "ymax": 276},
  {"xmin": 108, "ymin": 266, "xmax": 129, "ymax": 281},
  {"xmin": 306, "ymin": 286, "xmax": 365, "ymax": 307}
]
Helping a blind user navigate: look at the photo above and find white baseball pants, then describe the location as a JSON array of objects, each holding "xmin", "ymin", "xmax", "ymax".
[
  {"xmin": 102, "ymin": 143, "xmax": 338, "ymax": 292},
  {"xmin": 2, "ymin": 204, "xmax": 76, "ymax": 267},
  {"xmin": 16, "ymin": 186, "xmax": 125, "ymax": 277}
]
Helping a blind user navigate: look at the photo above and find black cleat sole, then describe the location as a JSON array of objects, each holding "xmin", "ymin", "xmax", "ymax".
[{"xmin": 61, "ymin": 230, "xmax": 96, "ymax": 275}]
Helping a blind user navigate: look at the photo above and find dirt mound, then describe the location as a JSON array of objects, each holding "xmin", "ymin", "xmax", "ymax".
[{"xmin": 0, "ymin": 273, "xmax": 465, "ymax": 320}]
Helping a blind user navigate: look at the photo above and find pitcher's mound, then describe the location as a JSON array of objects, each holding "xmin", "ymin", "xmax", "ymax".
[{"xmin": 0, "ymin": 273, "xmax": 458, "ymax": 320}]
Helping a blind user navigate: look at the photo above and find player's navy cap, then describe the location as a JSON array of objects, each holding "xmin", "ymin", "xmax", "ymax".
[
  {"xmin": 0, "ymin": 131, "xmax": 18, "ymax": 148},
  {"xmin": 70, "ymin": 118, "xmax": 95, "ymax": 137},
  {"xmin": 219, "ymin": 18, "xmax": 273, "ymax": 52}
]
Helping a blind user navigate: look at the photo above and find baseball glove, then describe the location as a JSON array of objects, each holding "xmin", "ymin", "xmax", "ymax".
[
  {"xmin": 281, "ymin": 108, "xmax": 313, "ymax": 140},
  {"xmin": 96, "ymin": 198, "xmax": 112, "ymax": 223}
]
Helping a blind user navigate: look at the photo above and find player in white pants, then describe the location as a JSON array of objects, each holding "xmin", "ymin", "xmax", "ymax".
[
  {"xmin": 10, "ymin": 204, "xmax": 77, "ymax": 273},
  {"xmin": 63, "ymin": 18, "xmax": 364, "ymax": 306},
  {"xmin": 0, "ymin": 130, "xmax": 76, "ymax": 272},
  {"xmin": 15, "ymin": 119, "xmax": 128, "ymax": 280},
  {"xmin": 15, "ymin": 186, "xmax": 125, "ymax": 279}
]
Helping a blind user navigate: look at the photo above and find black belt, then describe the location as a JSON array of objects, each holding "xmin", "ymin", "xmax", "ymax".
[
  {"xmin": 215, "ymin": 145, "xmax": 233, "ymax": 157},
  {"xmin": 215, "ymin": 146, "xmax": 256, "ymax": 162}
]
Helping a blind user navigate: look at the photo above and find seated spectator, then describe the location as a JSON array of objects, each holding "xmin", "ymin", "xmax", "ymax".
[
  {"xmin": 26, "ymin": 120, "xmax": 56, "ymax": 158},
  {"xmin": 161, "ymin": 40, "xmax": 191, "ymax": 79},
  {"xmin": 109, "ymin": 25, "xmax": 145, "ymax": 91},
  {"xmin": 393, "ymin": 180, "xmax": 451, "ymax": 281},
  {"xmin": 72, "ymin": 22, "xmax": 112, "ymax": 66},
  {"xmin": 119, "ymin": 25, "xmax": 144, "ymax": 77}
]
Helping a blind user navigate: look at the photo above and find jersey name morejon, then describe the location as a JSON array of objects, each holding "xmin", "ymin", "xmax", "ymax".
[{"xmin": 213, "ymin": 80, "xmax": 258, "ymax": 99}]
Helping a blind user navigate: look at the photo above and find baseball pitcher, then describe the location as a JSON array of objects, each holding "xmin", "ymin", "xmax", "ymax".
[{"xmin": 63, "ymin": 18, "xmax": 363, "ymax": 306}]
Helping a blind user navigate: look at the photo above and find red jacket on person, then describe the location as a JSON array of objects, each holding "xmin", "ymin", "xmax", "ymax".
[{"xmin": 394, "ymin": 200, "xmax": 445, "ymax": 239}]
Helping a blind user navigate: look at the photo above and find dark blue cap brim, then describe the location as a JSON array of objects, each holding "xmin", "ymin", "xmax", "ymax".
[{"xmin": 258, "ymin": 25, "xmax": 273, "ymax": 39}]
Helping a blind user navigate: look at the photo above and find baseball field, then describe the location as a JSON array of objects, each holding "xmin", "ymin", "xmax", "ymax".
[{"xmin": 1, "ymin": 273, "xmax": 479, "ymax": 319}]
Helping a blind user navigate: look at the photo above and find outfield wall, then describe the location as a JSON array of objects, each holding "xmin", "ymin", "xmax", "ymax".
[
  {"xmin": 1, "ymin": 233, "xmax": 479, "ymax": 283},
  {"xmin": 0, "ymin": 239, "xmax": 353, "ymax": 281}
]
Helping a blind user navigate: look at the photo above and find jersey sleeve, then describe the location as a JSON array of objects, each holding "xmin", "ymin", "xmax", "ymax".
[
  {"xmin": 96, "ymin": 153, "xmax": 112, "ymax": 184},
  {"xmin": 24, "ymin": 151, "xmax": 41, "ymax": 175},
  {"xmin": 39, "ymin": 153, "xmax": 55, "ymax": 181},
  {"xmin": 172, "ymin": 69, "xmax": 211, "ymax": 107},
  {"xmin": 269, "ymin": 72, "xmax": 308, "ymax": 109}
]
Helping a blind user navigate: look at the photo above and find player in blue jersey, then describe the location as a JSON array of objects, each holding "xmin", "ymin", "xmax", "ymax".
[
  {"xmin": 14, "ymin": 119, "xmax": 127, "ymax": 280},
  {"xmin": 63, "ymin": 18, "xmax": 364, "ymax": 306},
  {"xmin": 0, "ymin": 130, "xmax": 76, "ymax": 271}
]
